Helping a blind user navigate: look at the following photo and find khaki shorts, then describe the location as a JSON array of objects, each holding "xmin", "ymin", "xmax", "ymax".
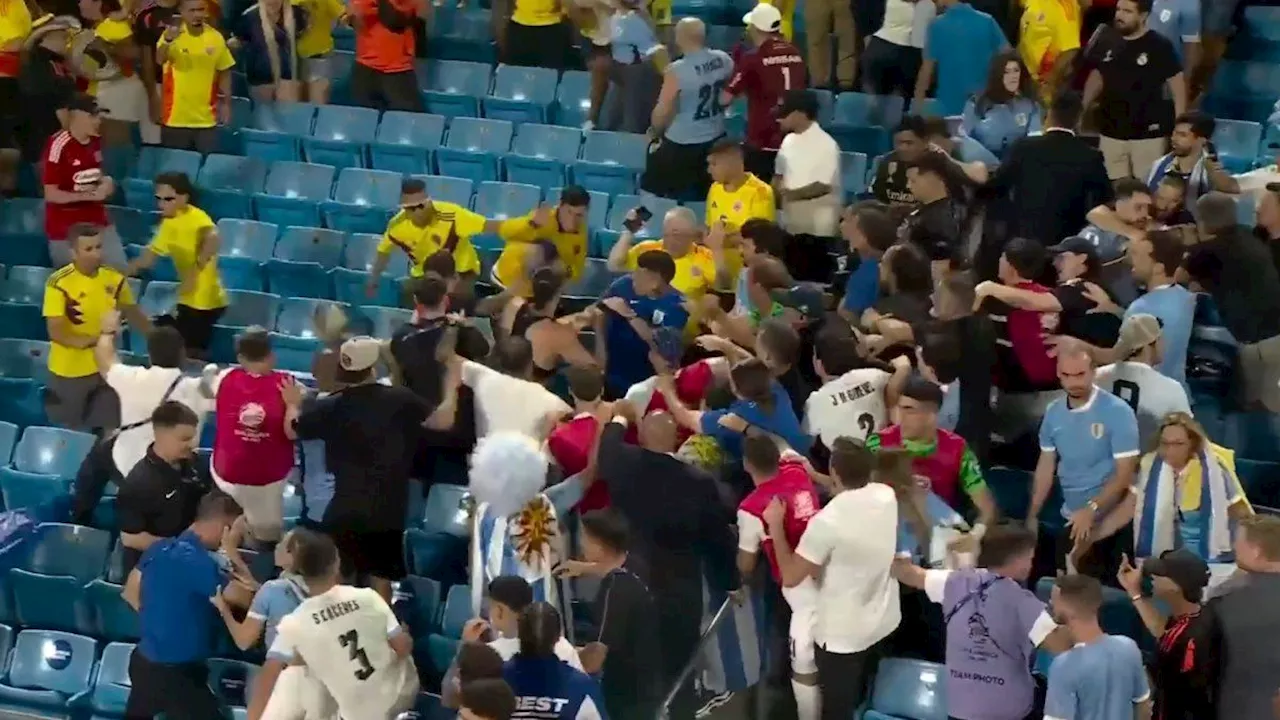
[
  {"xmin": 212, "ymin": 471, "xmax": 291, "ymax": 541},
  {"xmin": 1099, "ymin": 135, "xmax": 1167, "ymax": 181},
  {"xmin": 44, "ymin": 372, "xmax": 119, "ymax": 434}
]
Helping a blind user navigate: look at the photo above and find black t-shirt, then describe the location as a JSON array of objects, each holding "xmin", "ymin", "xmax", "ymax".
[
  {"xmin": 1086, "ymin": 28, "xmax": 1180, "ymax": 139},
  {"xmin": 133, "ymin": 3, "xmax": 179, "ymax": 83},
  {"xmin": 903, "ymin": 197, "xmax": 965, "ymax": 261},
  {"xmin": 1152, "ymin": 612, "xmax": 1215, "ymax": 720},
  {"xmin": 871, "ymin": 153, "xmax": 915, "ymax": 206},
  {"xmin": 17, "ymin": 45, "xmax": 76, "ymax": 158},
  {"xmin": 390, "ymin": 318, "xmax": 490, "ymax": 406},
  {"xmin": 1054, "ymin": 279, "xmax": 1122, "ymax": 347},
  {"xmin": 294, "ymin": 383, "xmax": 430, "ymax": 531},
  {"xmin": 875, "ymin": 292, "xmax": 933, "ymax": 328},
  {"xmin": 591, "ymin": 566, "xmax": 662, "ymax": 712},
  {"xmin": 1186, "ymin": 228, "xmax": 1280, "ymax": 343},
  {"xmin": 116, "ymin": 447, "xmax": 211, "ymax": 574}
]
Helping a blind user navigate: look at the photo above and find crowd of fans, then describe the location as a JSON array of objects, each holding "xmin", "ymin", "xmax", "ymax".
[{"xmin": 4, "ymin": 0, "xmax": 1280, "ymax": 717}]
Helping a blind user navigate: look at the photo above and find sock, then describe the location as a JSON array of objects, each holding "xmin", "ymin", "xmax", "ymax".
[{"xmin": 792, "ymin": 679, "xmax": 820, "ymax": 720}]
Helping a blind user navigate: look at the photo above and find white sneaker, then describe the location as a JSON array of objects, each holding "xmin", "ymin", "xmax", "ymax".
[{"xmin": 581, "ymin": 119, "xmax": 595, "ymax": 131}]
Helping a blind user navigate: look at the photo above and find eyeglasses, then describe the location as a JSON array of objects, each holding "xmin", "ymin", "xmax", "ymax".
[{"xmin": 402, "ymin": 201, "xmax": 428, "ymax": 211}]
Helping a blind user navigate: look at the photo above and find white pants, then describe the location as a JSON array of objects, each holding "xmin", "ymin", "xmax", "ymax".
[
  {"xmin": 96, "ymin": 75, "xmax": 148, "ymax": 124},
  {"xmin": 260, "ymin": 666, "xmax": 340, "ymax": 720},
  {"xmin": 784, "ymin": 577, "xmax": 819, "ymax": 675},
  {"xmin": 213, "ymin": 469, "xmax": 290, "ymax": 541},
  {"xmin": 782, "ymin": 196, "xmax": 841, "ymax": 238}
]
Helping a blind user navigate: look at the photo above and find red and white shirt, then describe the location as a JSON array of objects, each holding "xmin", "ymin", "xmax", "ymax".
[
  {"xmin": 42, "ymin": 131, "xmax": 108, "ymax": 242},
  {"xmin": 737, "ymin": 458, "xmax": 821, "ymax": 582}
]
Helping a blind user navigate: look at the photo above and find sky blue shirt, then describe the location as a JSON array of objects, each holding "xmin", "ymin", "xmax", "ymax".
[
  {"xmin": 1045, "ymin": 635, "xmax": 1151, "ymax": 720},
  {"xmin": 924, "ymin": 3, "xmax": 1009, "ymax": 115},
  {"xmin": 1125, "ymin": 284, "xmax": 1195, "ymax": 395},
  {"xmin": 896, "ymin": 491, "xmax": 966, "ymax": 565},
  {"xmin": 700, "ymin": 381, "xmax": 811, "ymax": 458},
  {"xmin": 300, "ymin": 438, "xmax": 334, "ymax": 524},
  {"xmin": 666, "ymin": 48, "xmax": 733, "ymax": 145},
  {"xmin": 1039, "ymin": 387, "xmax": 1140, "ymax": 517},
  {"xmin": 248, "ymin": 575, "xmax": 308, "ymax": 649},
  {"xmin": 841, "ymin": 256, "xmax": 880, "ymax": 315},
  {"xmin": 611, "ymin": 10, "xmax": 661, "ymax": 64},
  {"xmin": 603, "ymin": 275, "xmax": 689, "ymax": 393},
  {"xmin": 961, "ymin": 96, "xmax": 1043, "ymax": 159},
  {"xmin": 1148, "ymin": 0, "xmax": 1201, "ymax": 62},
  {"xmin": 138, "ymin": 531, "xmax": 223, "ymax": 664}
]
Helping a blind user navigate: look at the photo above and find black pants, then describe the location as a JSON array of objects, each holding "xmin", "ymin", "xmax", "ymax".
[
  {"xmin": 160, "ymin": 126, "xmax": 220, "ymax": 155},
  {"xmin": 640, "ymin": 135, "xmax": 721, "ymax": 202},
  {"xmin": 351, "ymin": 63, "xmax": 424, "ymax": 112},
  {"xmin": 861, "ymin": 36, "xmax": 922, "ymax": 98},
  {"xmin": 656, "ymin": 594, "xmax": 702, "ymax": 720},
  {"xmin": 1054, "ymin": 524, "xmax": 1134, "ymax": 587},
  {"xmin": 125, "ymin": 652, "xmax": 223, "ymax": 720},
  {"xmin": 744, "ymin": 146, "xmax": 778, "ymax": 183},
  {"xmin": 504, "ymin": 19, "xmax": 573, "ymax": 69},
  {"xmin": 0, "ymin": 76, "xmax": 19, "ymax": 152},
  {"xmin": 170, "ymin": 304, "xmax": 225, "ymax": 357},
  {"xmin": 815, "ymin": 641, "xmax": 881, "ymax": 720}
]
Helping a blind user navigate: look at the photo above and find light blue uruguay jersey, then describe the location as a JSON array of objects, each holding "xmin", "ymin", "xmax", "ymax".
[
  {"xmin": 1038, "ymin": 386, "xmax": 1140, "ymax": 516},
  {"xmin": 1044, "ymin": 634, "xmax": 1150, "ymax": 720},
  {"xmin": 666, "ymin": 47, "xmax": 734, "ymax": 145}
]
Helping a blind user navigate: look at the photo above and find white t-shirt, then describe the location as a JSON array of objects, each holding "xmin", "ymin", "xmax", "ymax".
[
  {"xmin": 268, "ymin": 585, "xmax": 418, "ymax": 720},
  {"xmin": 1234, "ymin": 164, "xmax": 1280, "ymax": 200},
  {"xmin": 106, "ymin": 364, "xmax": 212, "ymax": 476},
  {"xmin": 1095, "ymin": 362, "xmax": 1192, "ymax": 447},
  {"xmin": 874, "ymin": 0, "xmax": 935, "ymax": 48},
  {"xmin": 802, "ymin": 368, "xmax": 891, "ymax": 448},
  {"xmin": 777, "ymin": 124, "xmax": 841, "ymax": 193},
  {"xmin": 463, "ymin": 361, "xmax": 572, "ymax": 439},
  {"xmin": 489, "ymin": 636, "xmax": 585, "ymax": 670},
  {"xmin": 795, "ymin": 482, "xmax": 900, "ymax": 653}
]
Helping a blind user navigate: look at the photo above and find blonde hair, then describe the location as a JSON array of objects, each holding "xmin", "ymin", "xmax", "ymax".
[
  {"xmin": 1240, "ymin": 515, "xmax": 1280, "ymax": 562},
  {"xmin": 257, "ymin": 0, "xmax": 297, "ymax": 88},
  {"xmin": 1154, "ymin": 411, "xmax": 1208, "ymax": 455},
  {"xmin": 875, "ymin": 448, "xmax": 932, "ymax": 555}
]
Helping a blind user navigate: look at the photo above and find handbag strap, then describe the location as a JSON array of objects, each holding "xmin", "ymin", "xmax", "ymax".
[{"xmin": 112, "ymin": 372, "xmax": 186, "ymax": 437}]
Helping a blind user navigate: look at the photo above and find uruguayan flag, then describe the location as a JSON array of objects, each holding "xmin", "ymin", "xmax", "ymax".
[
  {"xmin": 696, "ymin": 573, "xmax": 767, "ymax": 694},
  {"xmin": 470, "ymin": 496, "xmax": 570, "ymax": 619}
]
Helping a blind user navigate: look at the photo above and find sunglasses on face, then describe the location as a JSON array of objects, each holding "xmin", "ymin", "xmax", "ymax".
[{"xmin": 402, "ymin": 202, "xmax": 428, "ymax": 211}]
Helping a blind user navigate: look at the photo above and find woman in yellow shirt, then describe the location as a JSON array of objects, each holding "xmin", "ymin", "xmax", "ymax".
[
  {"xmin": 505, "ymin": 0, "xmax": 573, "ymax": 69},
  {"xmin": 292, "ymin": 0, "xmax": 343, "ymax": 102},
  {"xmin": 72, "ymin": 0, "xmax": 146, "ymax": 148}
]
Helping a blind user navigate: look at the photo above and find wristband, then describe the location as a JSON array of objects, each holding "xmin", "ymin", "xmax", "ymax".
[{"xmin": 1130, "ymin": 594, "xmax": 1142, "ymax": 602}]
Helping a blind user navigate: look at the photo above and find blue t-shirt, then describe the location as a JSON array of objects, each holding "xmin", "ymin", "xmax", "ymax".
[
  {"xmin": 602, "ymin": 275, "xmax": 689, "ymax": 393},
  {"xmin": 841, "ymin": 256, "xmax": 880, "ymax": 316},
  {"xmin": 924, "ymin": 3, "xmax": 1009, "ymax": 115},
  {"xmin": 1045, "ymin": 635, "xmax": 1151, "ymax": 720},
  {"xmin": 138, "ymin": 531, "xmax": 224, "ymax": 664},
  {"xmin": 1125, "ymin": 284, "xmax": 1195, "ymax": 395},
  {"xmin": 611, "ymin": 10, "xmax": 660, "ymax": 64},
  {"xmin": 1038, "ymin": 387, "xmax": 1140, "ymax": 517},
  {"xmin": 700, "ymin": 380, "xmax": 811, "ymax": 457},
  {"xmin": 248, "ymin": 574, "xmax": 308, "ymax": 649},
  {"xmin": 961, "ymin": 96, "xmax": 1043, "ymax": 159},
  {"xmin": 503, "ymin": 656, "xmax": 609, "ymax": 720},
  {"xmin": 666, "ymin": 47, "xmax": 733, "ymax": 145},
  {"xmin": 1148, "ymin": 0, "xmax": 1200, "ymax": 61}
]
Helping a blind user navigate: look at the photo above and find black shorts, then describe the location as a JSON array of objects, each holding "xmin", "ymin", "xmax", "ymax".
[
  {"xmin": 125, "ymin": 653, "xmax": 223, "ymax": 720},
  {"xmin": 640, "ymin": 135, "xmax": 721, "ymax": 201},
  {"xmin": 172, "ymin": 304, "xmax": 225, "ymax": 355},
  {"xmin": 1053, "ymin": 524, "xmax": 1133, "ymax": 586},
  {"xmin": 330, "ymin": 525, "xmax": 408, "ymax": 582},
  {"xmin": 504, "ymin": 19, "xmax": 573, "ymax": 69},
  {"xmin": 744, "ymin": 146, "xmax": 778, "ymax": 183},
  {"xmin": 160, "ymin": 126, "xmax": 219, "ymax": 155},
  {"xmin": 350, "ymin": 63, "xmax": 424, "ymax": 112}
]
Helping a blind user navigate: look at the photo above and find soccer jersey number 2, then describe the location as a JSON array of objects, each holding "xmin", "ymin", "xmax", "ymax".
[{"xmin": 339, "ymin": 630, "xmax": 375, "ymax": 680}]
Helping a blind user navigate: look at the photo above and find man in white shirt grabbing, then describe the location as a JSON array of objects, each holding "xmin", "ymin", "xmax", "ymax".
[
  {"xmin": 1095, "ymin": 313, "xmax": 1192, "ymax": 448},
  {"xmin": 766, "ymin": 437, "xmax": 900, "ymax": 720},
  {"xmin": 804, "ymin": 329, "xmax": 912, "ymax": 452},
  {"xmin": 775, "ymin": 89, "xmax": 842, "ymax": 282},
  {"xmin": 250, "ymin": 532, "xmax": 418, "ymax": 720}
]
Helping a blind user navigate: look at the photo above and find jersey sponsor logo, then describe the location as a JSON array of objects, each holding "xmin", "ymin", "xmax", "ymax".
[
  {"xmin": 761, "ymin": 54, "xmax": 803, "ymax": 66},
  {"xmin": 827, "ymin": 380, "xmax": 874, "ymax": 407},
  {"xmin": 514, "ymin": 696, "xmax": 572, "ymax": 715},
  {"xmin": 72, "ymin": 168, "xmax": 103, "ymax": 192},
  {"xmin": 792, "ymin": 489, "xmax": 817, "ymax": 520}
]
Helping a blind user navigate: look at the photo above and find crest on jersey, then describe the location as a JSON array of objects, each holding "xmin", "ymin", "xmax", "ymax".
[
  {"xmin": 1090, "ymin": 423, "xmax": 1105, "ymax": 439},
  {"xmin": 1137, "ymin": 53, "xmax": 1148, "ymax": 66},
  {"xmin": 1015, "ymin": 113, "xmax": 1028, "ymax": 126},
  {"xmin": 511, "ymin": 496, "xmax": 559, "ymax": 567},
  {"xmin": 1159, "ymin": 8, "xmax": 1171, "ymax": 21},
  {"xmin": 733, "ymin": 200, "xmax": 743, "ymax": 213}
]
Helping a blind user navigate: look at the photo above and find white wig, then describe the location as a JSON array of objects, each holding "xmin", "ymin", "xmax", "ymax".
[{"xmin": 469, "ymin": 432, "xmax": 550, "ymax": 517}]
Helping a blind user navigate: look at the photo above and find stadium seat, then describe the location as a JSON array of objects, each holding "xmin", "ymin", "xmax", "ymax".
[
  {"xmin": 505, "ymin": 124, "xmax": 582, "ymax": 189},
  {"xmin": 321, "ymin": 168, "xmax": 402, "ymax": 234},
  {"xmin": 422, "ymin": 60, "xmax": 493, "ymax": 118},
  {"xmin": 365, "ymin": 305, "xmax": 413, "ymax": 339},
  {"xmin": 218, "ymin": 219, "xmax": 279, "ymax": 261},
  {"xmin": 304, "ymin": 105, "xmax": 380, "ymax": 170},
  {"xmin": 106, "ymin": 206, "xmax": 149, "ymax": 247},
  {"xmin": 137, "ymin": 280, "xmax": 178, "ymax": 318},
  {"xmin": 440, "ymin": 584, "xmax": 471, "ymax": 638},
  {"xmin": 331, "ymin": 234, "xmax": 408, "ymax": 307},
  {"xmin": 418, "ymin": 175, "xmax": 475, "ymax": 208},
  {"xmin": 553, "ymin": 70, "xmax": 592, "ymax": 127},
  {"xmin": 399, "ymin": 575, "xmax": 443, "ymax": 635},
  {"xmin": 841, "ymin": 152, "xmax": 870, "ymax": 197},
  {"xmin": 1243, "ymin": 5, "xmax": 1280, "ymax": 42},
  {"xmin": 0, "ymin": 421, "xmax": 16, "ymax": 466},
  {"xmin": 549, "ymin": 187, "xmax": 609, "ymax": 237},
  {"xmin": 0, "ymin": 265, "xmax": 50, "ymax": 305},
  {"xmin": 483, "ymin": 64, "xmax": 558, "ymax": 124},
  {"xmin": 0, "ymin": 266, "xmax": 51, "ymax": 341},
  {"xmin": 425, "ymin": 634, "xmax": 460, "ymax": 675},
  {"xmin": 0, "ymin": 338, "xmax": 50, "ymax": 382},
  {"xmin": 0, "ymin": 199, "xmax": 46, "ymax": 267},
  {"xmin": 863, "ymin": 658, "xmax": 947, "ymax": 720},
  {"xmin": 9, "ymin": 523, "xmax": 111, "ymax": 634},
  {"xmin": 124, "ymin": 147, "xmax": 203, "ymax": 210},
  {"xmin": 88, "ymin": 641, "xmax": 133, "ymax": 717},
  {"xmin": 371, "ymin": 112, "xmax": 447, "ymax": 175},
  {"xmin": 561, "ymin": 259, "xmax": 617, "ymax": 312},
  {"xmin": 473, "ymin": 182, "xmax": 541, "ymax": 222},
  {"xmin": 207, "ymin": 658, "xmax": 259, "ymax": 709},
  {"xmin": 219, "ymin": 95, "xmax": 255, "ymax": 154},
  {"xmin": 218, "ymin": 290, "xmax": 282, "ymax": 329},
  {"xmin": 195, "ymin": 154, "xmax": 269, "ymax": 221},
  {"xmin": 253, "ymin": 162, "xmax": 336, "ymax": 228},
  {"xmin": 272, "ymin": 298, "xmax": 345, "ymax": 370},
  {"xmin": 429, "ymin": 8, "xmax": 495, "ymax": 63},
  {"xmin": 423, "ymin": 483, "xmax": 472, "ymax": 537},
  {"xmin": 241, "ymin": 102, "xmax": 319, "ymax": 163},
  {"xmin": 436, "ymin": 117, "xmax": 514, "ymax": 184},
  {"xmin": 0, "ymin": 427, "xmax": 96, "ymax": 512},
  {"xmin": 1211, "ymin": 119, "xmax": 1264, "ymax": 173},
  {"xmin": 0, "ymin": 630, "xmax": 97, "ymax": 716},
  {"xmin": 1225, "ymin": 411, "xmax": 1280, "ymax": 463},
  {"xmin": 1211, "ymin": 61, "xmax": 1280, "ymax": 118},
  {"xmin": 85, "ymin": 583, "xmax": 138, "ymax": 644},
  {"xmin": 265, "ymin": 227, "xmax": 345, "ymax": 300},
  {"xmin": 830, "ymin": 92, "xmax": 903, "ymax": 156},
  {"xmin": 572, "ymin": 131, "xmax": 648, "ymax": 196}
]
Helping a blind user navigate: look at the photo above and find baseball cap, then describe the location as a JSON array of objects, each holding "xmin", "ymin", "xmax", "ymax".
[
  {"xmin": 776, "ymin": 89, "xmax": 819, "ymax": 119},
  {"xmin": 63, "ymin": 93, "xmax": 104, "ymax": 115},
  {"xmin": 1143, "ymin": 548, "xmax": 1211, "ymax": 599},
  {"xmin": 742, "ymin": 3, "xmax": 782, "ymax": 32},
  {"xmin": 1112, "ymin": 313, "xmax": 1162, "ymax": 361},
  {"xmin": 1048, "ymin": 235, "xmax": 1101, "ymax": 272},
  {"xmin": 770, "ymin": 282, "xmax": 825, "ymax": 321},
  {"xmin": 339, "ymin": 335, "xmax": 382, "ymax": 372}
]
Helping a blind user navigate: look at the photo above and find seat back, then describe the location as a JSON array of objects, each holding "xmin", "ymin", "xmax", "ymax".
[
  {"xmin": 138, "ymin": 280, "xmax": 178, "ymax": 317},
  {"xmin": 365, "ymin": 306, "xmax": 413, "ymax": 338},
  {"xmin": 332, "ymin": 168, "xmax": 403, "ymax": 208},
  {"xmin": 417, "ymin": 175, "xmax": 475, "ymax": 207},
  {"xmin": 262, "ymin": 162, "xmax": 337, "ymax": 200},
  {"xmin": 7, "ymin": 630, "xmax": 97, "ymax": 695},
  {"xmin": 217, "ymin": 219, "xmax": 279, "ymax": 260},
  {"xmin": 490, "ymin": 64, "xmax": 558, "ymax": 103},
  {"xmin": 252, "ymin": 102, "xmax": 318, "ymax": 135},
  {"xmin": 376, "ymin": 112, "xmax": 447, "ymax": 148},
  {"xmin": 26, "ymin": 523, "xmax": 112, "ymax": 581},
  {"xmin": 0, "ymin": 339, "xmax": 49, "ymax": 381},
  {"xmin": 90, "ymin": 641, "xmax": 134, "ymax": 715},
  {"xmin": 473, "ymin": 182, "xmax": 541, "ymax": 219},
  {"xmin": 197, "ymin": 154, "xmax": 269, "ymax": 193},
  {"xmin": 13, "ymin": 427, "xmax": 96, "ymax": 477},
  {"xmin": 425, "ymin": 60, "xmax": 493, "ymax": 96},
  {"xmin": 274, "ymin": 227, "xmax": 345, "ymax": 267},
  {"xmin": 207, "ymin": 658, "xmax": 260, "ymax": 708},
  {"xmin": 1, "ymin": 266, "xmax": 52, "ymax": 304},
  {"xmin": 511, "ymin": 124, "xmax": 582, "ymax": 161},
  {"xmin": 424, "ymin": 483, "xmax": 471, "ymax": 537},
  {"xmin": 446, "ymin": 117, "xmax": 515, "ymax": 153},
  {"xmin": 841, "ymin": 152, "xmax": 869, "ymax": 195},
  {"xmin": 133, "ymin": 147, "xmax": 203, "ymax": 181},
  {"xmin": 607, "ymin": 195, "xmax": 678, "ymax": 233},
  {"xmin": 1212, "ymin": 119, "xmax": 1264, "ymax": 171},
  {"xmin": 276, "ymin": 298, "xmax": 346, "ymax": 338},
  {"xmin": 868, "ymin": 658, "xmax": 948, "ymax": 720},
  {"xmin": 0, "ymin": 421, "xmax": 17, "ymax": 465},
  {"xmin": 220, "ymin": 290, "xmax": 283, "ymax": 328},
  {"xmin": 553, "ymin": 70, "xmax": 591, "ymax": 125},
  {"xmin": 312, "ymin": 105, "xmax": 380, "ymax": 143},
  {"xmin": 581, "ymin": 131, "xmax": 648, "ymax": 169},
  {"xmin": 440, "ymin": 584, "xmax": 471, "ymax": 638}
]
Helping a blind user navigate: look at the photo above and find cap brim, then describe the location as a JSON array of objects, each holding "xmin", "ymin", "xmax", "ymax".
[{"xmin": 742, "ymin": 10, "xmax": 754, "ymax": 24}]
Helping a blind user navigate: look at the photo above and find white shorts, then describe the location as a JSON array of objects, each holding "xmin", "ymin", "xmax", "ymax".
[
  {"xmin": 783, "ymin": 577, "xmax": 819, "ymax": 676},
  {"xmin": 95, "ymin": 75, "xmax": 148, "ymax": 123},
  {"xmin": 260, "ymin": 665, "xmax": 340, "ymax": 720},
  {"xmin": 212, "ymin": 468, "xmax": 291, "ymax": 541}
]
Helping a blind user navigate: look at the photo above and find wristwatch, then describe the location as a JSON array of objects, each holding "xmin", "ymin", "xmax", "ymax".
[{"xmin": 1087, "ymin": 499, "xmax": 1100, "ymax": 512}]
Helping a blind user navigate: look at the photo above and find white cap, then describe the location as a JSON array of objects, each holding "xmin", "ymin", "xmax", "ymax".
[
  {"xmin": 339, "ymin": 335, "xmax": 382, "ymax": 372},
  {"xmin": 742, "ymin": 3, "xmax": 782, "ymax": 32}
]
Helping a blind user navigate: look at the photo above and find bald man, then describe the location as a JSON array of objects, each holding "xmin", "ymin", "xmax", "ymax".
[
  {"xmin": 1029, "ymin": 343, "xmax": 1140, "ymax": 583},
  {"xmin": 641, "ymin": 17, "xmax": 733, "ymax": 202}
]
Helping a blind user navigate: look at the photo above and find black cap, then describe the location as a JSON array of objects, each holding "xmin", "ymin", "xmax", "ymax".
[
  {"xmin": 1144, "ymin": 548, "xmax": 1211, "ymax": 599},
  {"xmin": 776, "ymin": 90, "xmax": 819, "ymax": 119},
  {"xmin": 63, "ymin": 93, "xmax": 104, "ymax": 115},
  {"xmin": 1048, "ymin": 235, "xmax": 1101, "ymax": 271}
]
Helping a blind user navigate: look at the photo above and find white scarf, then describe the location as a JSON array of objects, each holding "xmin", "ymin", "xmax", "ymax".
[{"xmin": 1133, "ymin": 447, "xmax": 1234, "ymax": 561}]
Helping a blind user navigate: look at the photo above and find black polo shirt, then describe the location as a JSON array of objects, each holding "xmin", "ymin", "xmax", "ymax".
[
  {"xmin": 116, "ymin": 447, "xmax": 211, "ymax": 575},
  {"xmin": 16, "ymin": 45, "xmax": 76, "ymax": 160},
  {"xmin": 133, "ymin": 2, "xmax": 179, "ymax": 84}
]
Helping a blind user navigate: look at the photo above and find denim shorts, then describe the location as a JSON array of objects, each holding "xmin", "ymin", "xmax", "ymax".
[{"xmin": 299, "ymin": 53, "xmax": 336, "ymax": 83}]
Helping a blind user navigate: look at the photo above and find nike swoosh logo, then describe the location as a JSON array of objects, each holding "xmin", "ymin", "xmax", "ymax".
[{"xmin": 165, "ymin": 490, "xmax": 177, "ymax": 499}]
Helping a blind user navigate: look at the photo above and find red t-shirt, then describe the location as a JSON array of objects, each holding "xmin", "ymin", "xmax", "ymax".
[
  {"xmin": 547, "ymin": 413, "xmax": 611, "ymax": 512},
  {"xmin": 1005, "ymin": 281, "xmax": 1059, "ymax": 387},
  {"xmin": 725, "ymin": 37, "xmax": 807, "ymax": 152},
  {"xmin": 352, "ymin": 0, "xmax": 417, "ymax": 73},
  {"xmin": 42, "ymin": 131, "xmax": 108, "ymax": 242},
  {"xmin": 623, "ymin": 359, "xmax": 718, "ymax": 445},
  {"xmin": 737, "ymin": 460, "xmax": 820, "ymax": 582}
]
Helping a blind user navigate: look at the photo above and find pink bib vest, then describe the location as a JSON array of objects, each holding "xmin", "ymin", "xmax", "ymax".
[{"xmin": 213, "ymin": 368, "xmax": 294, "ymax": 487}]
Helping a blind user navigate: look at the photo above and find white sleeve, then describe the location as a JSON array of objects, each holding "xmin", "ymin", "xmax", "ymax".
[
  {"xmin": 209, "ymin": 366, "xmax": 232, "ymax": 396},
  {"xmin": 462, "ymin": 360, "xmax": 495, "ymax": 388},
  {"xmin": 737, "ymin": 509, "xmax": 765, "ymax": 554},
  {"xmin": 576, "ymin": 695, "xmax": 606, "ymax": 720},
  {"xmin": 555, "ymin": 638, "xmax": 586, "ymax": 671},
  {"xmin": 266, "ymin": 615, "xmax": 299, "ymax": 663},
  {"xmin": 541, "ymin": 387, "xmax": 572, "ymax": 419},
  {"xmin": 795, "ymin": 514, "xmax": 833, "ymax": 566},
  {"xmin": 923, "ymin": 569, "xmax": 951, "ymax": 604},
  {"xmin": 364, "ymin": 588, "xmax": 403, "ymax": 637},
  {"xmin": 623, "ymin": 376, "xmax": 657, "ymax": 410},
  {"xmin": 1028, "ymin": 610, "xmax": 1058, "ymax": 646},
  {"xmin": 104, "ymin": 363, "xmax": 142, "ymax": 393},
  {"xmin": 817, "ymin": 141, "xmax": 841, "ymax": 186}
]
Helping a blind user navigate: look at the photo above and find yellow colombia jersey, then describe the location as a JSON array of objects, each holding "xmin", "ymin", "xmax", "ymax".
[
  {"xmin": 159, "ymin": 25, "xmax": 235, "ymax": 128},
  {"xmin": 378, "ymin": 202, "xmax": 488, "ymax": 277},
  {"xmin": 42, "ymin": 264, "xmax": 135, "ymax": 379},
  {"xmin": 0, "ymin": 0, "xmax": 33, "ymax": 57},
  {"xmin": 706, "ymin": 172, "xmax": 775, "ymax": 280},
  {"xmin": 492, "ymin": 212, "xmax": 589, "ymax": 292},
  {"xmin": 294, "ymin": 0, "xmax": 344, "ymax": 57},
  {"xmin": 626, "ymin": 239, "xmax": 717, "ymax": 300},
  {"xmin": 1019, "ymin": 0, "xmax": 1080, "ymax": 92},
  {"xmin": 149, "ymin": 206, "xmax": 228, "ymax": 311},
  {"xmin": 512, "ymin": 0, "xmax": 563, "ymax": 27}
]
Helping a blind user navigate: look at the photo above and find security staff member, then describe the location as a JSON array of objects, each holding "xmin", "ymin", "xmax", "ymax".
[
  {"xmin": 115, "ymin": 400, "xmax": 211, "ymax": 574},
  {"xmin": 122, "ymin": 490, "xmax": 244, "ymax": 720}
]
